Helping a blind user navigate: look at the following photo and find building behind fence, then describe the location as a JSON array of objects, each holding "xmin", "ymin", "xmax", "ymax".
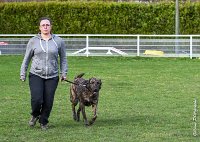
[{"xmin": 0, "ymin": 34, "xmax": 200, "ymax": 58}]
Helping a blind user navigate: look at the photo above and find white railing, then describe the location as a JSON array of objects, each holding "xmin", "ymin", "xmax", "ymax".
[{"xmin": 0, "ymin": 34, "xmax": 200, "ymax": 58}]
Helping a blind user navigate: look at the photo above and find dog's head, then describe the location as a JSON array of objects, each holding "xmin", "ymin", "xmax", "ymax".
[{"xmin": 86, "ymin": 77, "xmax": 102, "ymax": 95}]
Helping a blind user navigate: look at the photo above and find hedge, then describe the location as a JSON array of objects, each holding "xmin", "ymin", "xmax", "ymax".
[{"xmin": 0, "ymin": 2, "xmax": 200, "ymax": 34}]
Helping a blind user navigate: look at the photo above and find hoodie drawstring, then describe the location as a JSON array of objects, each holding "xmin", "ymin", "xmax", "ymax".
[{"xmin": 40, "ymin": 39, "xmax": 46, "ymax": 53}]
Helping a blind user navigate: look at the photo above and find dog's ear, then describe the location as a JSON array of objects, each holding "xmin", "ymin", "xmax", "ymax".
[
  {"xmin": 98, "ymin": 79, "xmax": 102, "ymax": 89},
  {"xmin": 89, "ymin": 78, "xmax": 92, "ymax": 84},
  {"xmin": 99, "ymin": 79, "xmax": 102, "ymax": 86}
]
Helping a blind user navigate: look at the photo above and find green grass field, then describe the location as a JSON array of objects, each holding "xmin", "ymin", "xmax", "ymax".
[{"xmin": 0, "ymin": 55, "xmax": 199, "ymax": 142}]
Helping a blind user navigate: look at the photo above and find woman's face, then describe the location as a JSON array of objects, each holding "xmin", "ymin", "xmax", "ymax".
[{"xmin": 39, "ymin": 19, "xmax": 52, "ymax": 35}]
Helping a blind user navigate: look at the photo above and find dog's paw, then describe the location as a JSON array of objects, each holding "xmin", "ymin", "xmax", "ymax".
[
  {"xmin": 76, "ymin": 118, "xmax": 80, "ymax": 122},
  {"xmin": 84, "ymin": 120, "xmax": 89, "ymax": 126},
  {"xmin": 88, "ymin": 115, "xmax": 97, "ymax": 125},
  {"xmin": 85, "ymin": 123, "xmax": 90, "ymax": 127},
  {"xmin": 89, "ymin": 120, "xmax": 95, "ymax": 125},
  {"xmin": 73, "ymin": 114, "xmax": 77, "ymax": 121},
  {"xmin": 89, "ymin": 121, "xmax": 93, "ymax": 125}
]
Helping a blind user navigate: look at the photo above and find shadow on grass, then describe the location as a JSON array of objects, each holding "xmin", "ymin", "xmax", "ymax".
[{"xmin": 50, "ymin": 114, "xmax": 163, "ymax": 129}]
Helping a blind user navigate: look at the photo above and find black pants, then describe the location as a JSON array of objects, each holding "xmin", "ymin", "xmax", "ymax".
[{"xmin": 29, "ymin": 73, "xmax": 59, "ymax": 125}]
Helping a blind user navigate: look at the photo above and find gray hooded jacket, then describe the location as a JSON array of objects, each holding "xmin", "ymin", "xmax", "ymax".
[{"xmin": 20, "ymin": 34, "xmax": 68, "ymax": 80}]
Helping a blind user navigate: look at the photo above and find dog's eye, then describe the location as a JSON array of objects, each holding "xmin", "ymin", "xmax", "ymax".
[{"xmin": 90, "ymin": 80, "xmax": 95, "ymax": 84}]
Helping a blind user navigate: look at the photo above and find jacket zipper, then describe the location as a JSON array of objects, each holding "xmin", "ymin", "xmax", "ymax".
[{"xmin": 46, "ymin": 40, "xmax": 48, "ymax": 79}]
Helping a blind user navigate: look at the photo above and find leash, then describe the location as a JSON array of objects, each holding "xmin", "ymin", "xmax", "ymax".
[
  {"xmin": 65, "ymin": 79, "xmax": 86, "ymax": 87},
  {"xmin": 65, "ymin": 79, "xmax": 93, "ymax": 92}
]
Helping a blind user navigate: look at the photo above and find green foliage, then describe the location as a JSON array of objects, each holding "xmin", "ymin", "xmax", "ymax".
[
  {"xmin": 0, "ymin": 2, "xmax": 200, "ymax": 34},
  {"xmin": 180, "ymin": 2, "xmax": 200, "ymax": 34}
]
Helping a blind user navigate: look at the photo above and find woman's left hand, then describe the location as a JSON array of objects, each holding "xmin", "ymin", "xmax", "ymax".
[{"xmin": 60, "ymin": 76, "xmax": 67, "ymax": 82}]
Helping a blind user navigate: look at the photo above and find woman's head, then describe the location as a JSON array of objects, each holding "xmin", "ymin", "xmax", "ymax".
[
  {"xmin": 39, "ymin": 17, "xmax": 52, "ymax": 35},
  {"xmin": 39, "ymin": 17, "xmax": 52, "ymax": 26}
]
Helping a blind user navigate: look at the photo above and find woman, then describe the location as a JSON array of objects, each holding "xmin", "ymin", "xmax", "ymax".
[{"xmin": 20, "ymin": 17, "xmax": 68, "ymax": 130}]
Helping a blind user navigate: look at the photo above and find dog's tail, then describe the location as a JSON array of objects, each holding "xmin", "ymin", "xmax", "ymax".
[{"xmin": 75, "ymin": 73, "xmax": 85, "ymax": 79}]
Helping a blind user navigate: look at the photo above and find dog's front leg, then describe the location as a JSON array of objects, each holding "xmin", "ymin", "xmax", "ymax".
[
  {"xmin": 89, "ymin": 104, "xmax": 97, "ymax": 125},
  {"xmin": 70, "ymin": 88, "xmax": 78, "ymax": 121},
  {"xmin": 72, "ymin": 103, "xmax": 77, "ymax": 121},
  {"xmin": 77, "ymin": 105, "xmax": 81, "ymax": 122},
  {"xmin": 80, "ymin": 103, "xmax": 89, "ymax": 126}
]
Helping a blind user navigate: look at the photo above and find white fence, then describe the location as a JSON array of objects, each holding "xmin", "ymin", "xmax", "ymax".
[{"xmin": 0, "ymin": 34, "xmax": 200, "ymax": 58}]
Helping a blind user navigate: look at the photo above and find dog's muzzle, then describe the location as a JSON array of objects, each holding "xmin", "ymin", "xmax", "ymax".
[{"xmin": 93, "ymin": 89, "xmax": 99, "ymax": 95}]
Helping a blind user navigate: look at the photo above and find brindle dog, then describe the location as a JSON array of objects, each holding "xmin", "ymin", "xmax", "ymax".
[{"xmin": 70, "ymin": 73, "xmax": 102, "ymax": 126}]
